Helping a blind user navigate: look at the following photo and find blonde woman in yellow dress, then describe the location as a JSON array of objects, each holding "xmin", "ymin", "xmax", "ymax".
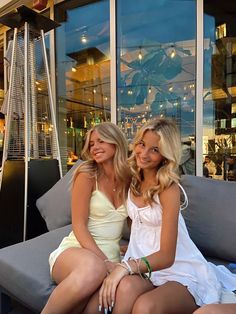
[{"xmin": 41, "ymin": 122, "xmax": 130, "ymax": 314}]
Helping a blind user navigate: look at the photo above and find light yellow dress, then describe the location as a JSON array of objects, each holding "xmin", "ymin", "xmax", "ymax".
[{"xmin": 49, "ymin": 180, "xmax": 128, "ymax": 274}]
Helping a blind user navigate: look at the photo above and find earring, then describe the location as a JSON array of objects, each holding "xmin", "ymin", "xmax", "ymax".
[{"xmin": 162, "ymin": 159, "xmax": 167, "ymax": 166}]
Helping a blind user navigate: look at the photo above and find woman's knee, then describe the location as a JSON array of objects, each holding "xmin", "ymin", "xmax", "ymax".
[
  {"xmin": 116, "ymin": 276, "xmax": 135, "ymax": 296},
  {"xmin": 132, "ymin": 294, "xmax": 155, "ymax": 314},
  {"xmin": 73, "ymin": 258, "xmax": 106, "ymax": 288},
  {"xmin": 193, "ymin": 304, "xmax": 223, "ymax": 314}
]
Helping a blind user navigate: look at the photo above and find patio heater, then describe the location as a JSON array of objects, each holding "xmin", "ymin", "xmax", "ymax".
[{"xmin": 0, "ymin": 6, "xmax": 62, "ymax": 247}]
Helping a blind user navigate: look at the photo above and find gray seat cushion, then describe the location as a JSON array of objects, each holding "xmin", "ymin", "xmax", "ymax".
[
  {"xmin": 0, "ymin": 224, "xmax": 71, "ymax": 313},
  {"xmin": 181, "ymin": 175, "xmax": 236, "ymax": 263}
]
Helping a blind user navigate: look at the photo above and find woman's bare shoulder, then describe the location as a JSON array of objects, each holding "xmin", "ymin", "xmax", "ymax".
[
  {"xmin": 159, "ymin": 182, "xmax": 180, "ymax": 206},
  {"xmin": 73, "ymin": 171, "xmax": 95, "ymax": 188}
]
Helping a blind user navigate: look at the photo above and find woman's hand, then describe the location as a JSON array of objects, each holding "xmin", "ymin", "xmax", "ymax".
[
  {"xmin": 99, "ymin": 265, "xmax": 129, "ymax": 312},
  {"xmin": 104, "ymin": 260, "xmax": 117, "ymax": 274}
]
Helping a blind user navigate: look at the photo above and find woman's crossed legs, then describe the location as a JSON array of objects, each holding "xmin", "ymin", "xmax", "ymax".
[
  {"xmin": 83, "ymin": 276, "xmax": 198, "ymax": 314},
  {"xmin": 41, "ymin": 247, "xmax": 107, "ymax": 314}
]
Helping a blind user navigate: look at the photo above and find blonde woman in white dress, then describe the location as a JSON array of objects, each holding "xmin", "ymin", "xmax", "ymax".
[{"xmin": 85, "ymin": 118, "xmax": 236, "ymax": 314}]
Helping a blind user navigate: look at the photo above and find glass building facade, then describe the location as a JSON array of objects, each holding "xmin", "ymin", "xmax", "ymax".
[{"xmin": 0, "ymin": 0, "xmax": 236, "ymax": 180}]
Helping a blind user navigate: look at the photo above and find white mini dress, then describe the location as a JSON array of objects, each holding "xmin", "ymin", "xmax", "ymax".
[{"xmin": 124, "ymin": 188, "xmax": 236, "ymax": 306}]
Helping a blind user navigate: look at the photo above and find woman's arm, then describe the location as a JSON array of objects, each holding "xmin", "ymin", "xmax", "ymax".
[
  {"xmin": 144, "ymin": 182, "xmax": 180, "ymax": 271},
  {"xmin": 71, "ymin": 172, "xmax": 108, "ymax": 261}
]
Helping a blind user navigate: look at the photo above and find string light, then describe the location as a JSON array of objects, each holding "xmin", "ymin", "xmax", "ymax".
[
  {"xmin": 170, "ymin": 49, "xmax": 176, "ymax": 58},
  {"xmin": 138, "ymin": 46, "xmax": 143, "ymax": 60},
  {"xmin": 81, "ymin": 34, "xmax": 87, "ymax": 44}
]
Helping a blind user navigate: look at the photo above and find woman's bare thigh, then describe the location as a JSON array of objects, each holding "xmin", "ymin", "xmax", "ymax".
[
  {"xmin": 194, "ymin": 304, "xmax": 236, "ymax": 314},
  {"xmin": 52, "ymin": 247, "xmax": 107, "ymax": 284},
  {"xmin": 133, "ymin": 281, "xmax": 199, "ymax": 314}
]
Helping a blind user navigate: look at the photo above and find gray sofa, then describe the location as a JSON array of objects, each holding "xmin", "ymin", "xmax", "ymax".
[{"xmin": 0, "ymin": 170, "xmax": 236, "ymax": 313}]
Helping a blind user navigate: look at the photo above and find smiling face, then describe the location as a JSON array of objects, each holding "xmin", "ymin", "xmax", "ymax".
[
  {"xmin": 89, "ymin": 130, "xmax": 116, "ymax": 164},
  {"xmin": 134, "ymin": 130, "xmax": 164, "ymax": 171}
]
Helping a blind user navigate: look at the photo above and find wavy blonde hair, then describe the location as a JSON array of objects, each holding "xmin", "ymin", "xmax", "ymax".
[
  {"xmin": 129, "ymin": 118, "xmax": 182, "ymax": 204},
  {"xmin": 73, "ymin": 122, "xmax": 131, "ymax": 201}
]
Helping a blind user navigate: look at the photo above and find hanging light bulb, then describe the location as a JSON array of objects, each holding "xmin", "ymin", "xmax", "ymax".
[
  {"xmin": 81, "ymin": 33, "xmax": 87, "ymax": 44},
  {"xmin": 72, "ymin": 67, "xmax": 77, "ymax": 72},
  {"xmin": 138, "ymin": 46, "xmax": 143, "ymax": 60},
  {"xmin": 170, "ymin": 48, "xmax": 176, "ymax": 58},
  {"xmin": 148, "ymin": 87, "xmax": 152, "ymax": 94}
]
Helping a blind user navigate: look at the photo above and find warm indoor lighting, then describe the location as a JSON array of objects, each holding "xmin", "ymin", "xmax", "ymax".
[
  {"xmin": 216, "ymin": 23, "xmax": 227, "ymax": 39},
  {"xmin": 72, "ymin": 67, "xmax": 77, "ymax": 72}
]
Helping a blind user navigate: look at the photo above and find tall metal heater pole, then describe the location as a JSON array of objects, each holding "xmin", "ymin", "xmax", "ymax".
[{"xmin": 0, "ymin": 6, "xmax": 62, "ymax": 247}]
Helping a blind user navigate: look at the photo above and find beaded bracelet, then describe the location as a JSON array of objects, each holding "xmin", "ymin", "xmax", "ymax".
[
  {"xmin": 117, "ymin": 262, "xmax": 130, "ymax": 274},
  {"xmin": 141, "ymin": 256, "xmax": 152, "ymax": 279},
  {"xmin": 129, "ymin": 257, "xmax": 143, "ymax": 279},
  {"xmin": 122, "ymin": 259, "xmax": 135, "ymax": 275}
]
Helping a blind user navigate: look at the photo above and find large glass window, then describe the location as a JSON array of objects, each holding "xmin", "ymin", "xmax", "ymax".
[
  {"xmin": 117, "ymin": 0, "xmax": 197, "ymax": 175},
  {"xmin": 0, "ymin": 33, "xmax": 3, "ymax": 167},
  {"xmin": 203, "ymin": 1, "xmax": 236, "ymax": 181},
  {"xmin": 55, "ymin": 0, "xmax": 110, "ymax": 172}
]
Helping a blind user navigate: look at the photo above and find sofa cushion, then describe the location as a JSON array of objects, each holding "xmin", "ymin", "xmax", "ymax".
[
  {"xmin": 181, "ymin": 175, "xmax": 236, "ymax": 263},
  {"xmin": 36, "ymin": 160, "xmax": 82, "ymax": 231},
  {"xmin": 0, "ymin": 224, "xmax": 71, "ymax": 312}
]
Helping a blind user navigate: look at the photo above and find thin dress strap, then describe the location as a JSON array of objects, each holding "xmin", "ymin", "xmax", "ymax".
[
  {"xmin": 95, "ymin": 172, "xmax": 98, "ymax": 190},
  {"xmin": 178, "ymin": 183, "xmax": 188, "ymax": 210}
]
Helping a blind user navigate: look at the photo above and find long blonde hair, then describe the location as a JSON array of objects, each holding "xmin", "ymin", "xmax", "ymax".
[
  {"xmin": 73, "ymin": 122, "xmax": 131, "ymax": 201},
  {"xmin": 129, "ymin": 118, "xmax": 181, "ymax": 204}
]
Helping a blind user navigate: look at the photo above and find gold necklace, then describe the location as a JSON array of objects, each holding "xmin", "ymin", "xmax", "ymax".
[{"xmin": 103, "ymin": 174, "xmax": 117, "ymax": 192}]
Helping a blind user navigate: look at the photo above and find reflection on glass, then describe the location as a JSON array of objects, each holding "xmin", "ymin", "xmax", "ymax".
[
  {"xmin": 203, "ymin": 0, "xmax": 236, "ymax": 180},
  {"xmin": 117, "ymin": 0, "xmax": 196, "ymax": 175},
  {"xmin": 55, "ymin": 0, "xmax": 110, "ymax": 172}
]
